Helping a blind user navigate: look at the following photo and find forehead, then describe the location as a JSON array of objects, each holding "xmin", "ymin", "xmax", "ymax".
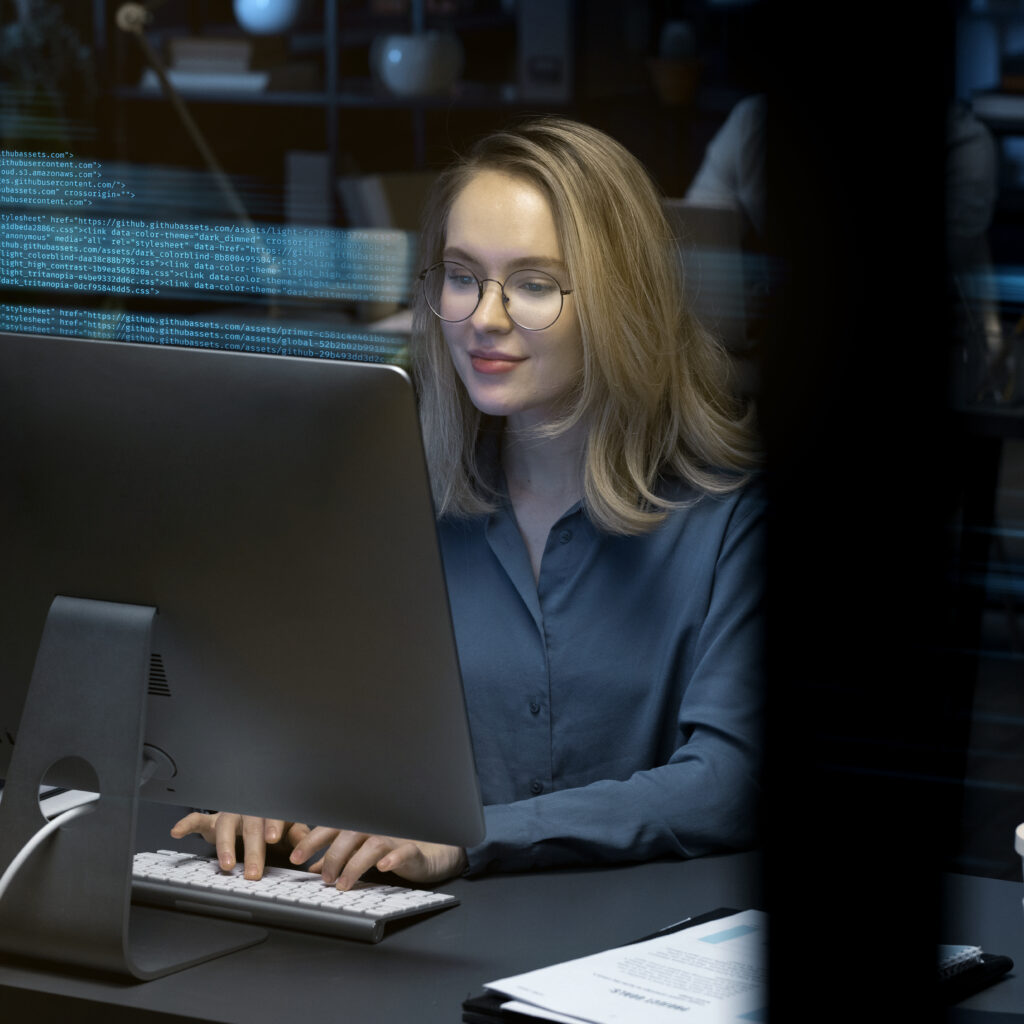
[{"xmin": 444, "ymin": 170, "xmax": 562, "ymax": 265}]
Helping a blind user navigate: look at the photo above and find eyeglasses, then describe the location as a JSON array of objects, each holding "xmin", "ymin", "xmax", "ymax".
[{"xmin": 419, "ymin": 261, "xmax": 573, "ymax": 332}]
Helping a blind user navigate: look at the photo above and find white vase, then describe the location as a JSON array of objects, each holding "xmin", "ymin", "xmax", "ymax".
[{"xmin": 233, "ymin": 0, "xmax": 301, "ymax": 35}]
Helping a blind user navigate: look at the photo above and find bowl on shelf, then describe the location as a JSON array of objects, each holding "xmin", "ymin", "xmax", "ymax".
[
  {"xmin": 233, "ymin": 0, "xmax": 303, "ymax": 35},
  {"xmin": 371, "ymin": 31, "xmax": 464, "ymax": 98}
]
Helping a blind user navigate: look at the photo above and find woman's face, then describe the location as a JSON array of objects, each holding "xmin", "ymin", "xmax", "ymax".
[{"xmin": 440, "ymin": 170, "xmax": 583, "ymax": 431}]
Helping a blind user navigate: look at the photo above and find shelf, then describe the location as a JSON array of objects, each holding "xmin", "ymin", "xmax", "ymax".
[
  {"xmin": 112, "ymin": 86, "xmax": 330, "ymax": 107},
  {"xmin": 333, "ymin": 80, "xmax": 523, "ymax": 108},
  {"xmin": 978, "ymin": 117, "xmax": 1024, "ymax": 134},
  {"xmin": 972, "ymin": 91, "xmax": 1024, "ymax": 127},
  {"xmin": 112, "ymin": 79, "xmax": 528, "ymax": 110}
]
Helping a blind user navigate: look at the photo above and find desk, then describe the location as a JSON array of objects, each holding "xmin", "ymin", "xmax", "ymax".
[
  {"xmin": 0, "ymin": 848, "xmax": 762, "ymax": 1023},
  {"xmin": 1, "ymin": 847, "xmax": 1020, "ymax": 1021},
  {"xmin": 945, "ymin": 871, "xmax": 1024, "ymax": 1019}
]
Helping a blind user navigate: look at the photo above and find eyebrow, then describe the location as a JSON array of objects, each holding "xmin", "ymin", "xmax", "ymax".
[{"xmin": 441, "ymin": 246, "xmax": 567, "ymax": 275}]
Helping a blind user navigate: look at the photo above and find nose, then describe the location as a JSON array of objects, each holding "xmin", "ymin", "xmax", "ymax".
[{"xmin": 470, "ymin": 279, "xmax": 513, "ymax": 331}]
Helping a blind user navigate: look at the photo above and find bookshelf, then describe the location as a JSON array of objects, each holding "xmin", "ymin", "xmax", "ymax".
[
  {"xmin": 85, "ymin": 1, "xmax": 746, "ymax": 222},
  {"xmin": 92, "ymin": 0, "xmax": 566, "ymax": 187}
]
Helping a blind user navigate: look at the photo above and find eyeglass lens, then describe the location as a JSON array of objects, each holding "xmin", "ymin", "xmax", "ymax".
[{"xmin": 421, "ymin": 262, "xmax": 565, "ymax": 331}]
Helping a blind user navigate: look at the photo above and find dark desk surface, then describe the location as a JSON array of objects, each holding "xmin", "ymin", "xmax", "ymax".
[
  {"xmin": 944, "ymin": 870, "xmax": 1024, "ymax": 1019},
  {"xmin": 0, "ymin": 849, "xmax": 761, "ymax": 1023},
  {"xmin": 1, "ymin": 818, "xmax": 1020, "ymax": 1022}
]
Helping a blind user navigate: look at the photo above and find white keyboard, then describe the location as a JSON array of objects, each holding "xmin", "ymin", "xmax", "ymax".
[{"xmin": 132, "ymin": 849, "xmax": 459, "ymax": 943}]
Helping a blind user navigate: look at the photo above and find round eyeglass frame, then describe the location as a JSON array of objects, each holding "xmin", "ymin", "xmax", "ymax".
[{"xmin": 418, "ymin": 260, "xmax": 574, "ymax": 332}]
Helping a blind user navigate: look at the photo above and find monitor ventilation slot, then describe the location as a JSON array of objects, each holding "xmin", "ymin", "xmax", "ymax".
[{"xmin": 148, "ymin": 654, "xmax": 171, "ymax": 697}]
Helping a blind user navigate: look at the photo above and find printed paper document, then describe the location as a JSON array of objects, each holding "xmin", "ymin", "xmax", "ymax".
[{"xmin": 485, "ymin": 908, "xmax": 767, "ymax": 1023}]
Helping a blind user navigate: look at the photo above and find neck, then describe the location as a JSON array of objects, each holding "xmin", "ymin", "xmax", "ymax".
[{"xmin": 501, "ymin": 416, "xmax": 587, "ymax": 509}]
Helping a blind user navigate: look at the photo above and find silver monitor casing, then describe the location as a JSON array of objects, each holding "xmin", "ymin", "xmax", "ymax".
[{"xmin": 0, "ymin": 330, "xmax": 484, "ymax": 846}]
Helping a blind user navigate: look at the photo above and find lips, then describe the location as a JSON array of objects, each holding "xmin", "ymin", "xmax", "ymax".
[{"xmin": 469, "ymin": 352, "xmax": 525, "ymax": 374}]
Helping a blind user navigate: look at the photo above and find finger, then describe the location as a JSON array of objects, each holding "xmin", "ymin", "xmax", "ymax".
[
  {"xmin": 378, "ymin": 842, "xmax": 467, "ymax": 884},
  {"xmin": 240, "ymin": 816, "xmax": 268, "ymax": 879},
  {"xmin": 334, "ymin": 835, "xmax": 397, "ymax": 891},
  {"xmin": 318, "ymin": 831, "xmax": 372, "ymax": 886},
  {"xmin": 289, "ymin": 825, "xmax": 340, "ymax": 866},
  {"xmin": 214, "ymin": 813, "xmax": 243, "ymax": 871},
  {"xmin": 170, "ymin": 811, "xmax": 215, "ymax": 843},
  {"xmin": 374, "ymin": 841, "xmax": 423, "ymax": 877},
  {"xmin": 285, "ymin": 822, "xmax": 311, "ymax": 848},
  {"xmin": 263, "ymin": 819, "xmax": 286, "ymax": 844}
]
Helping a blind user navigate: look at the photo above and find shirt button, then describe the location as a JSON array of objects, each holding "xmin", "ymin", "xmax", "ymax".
[
  {"xmin": 529, "ymin": 780, "xmax": 543, "ymax": 795},
  {"xmin": 557, "ymin": 529, "xmax": 572, "ymax": 545},
  {"xmin": 529, "ymin": 701, "xmax": 541, "ymax": 714}
]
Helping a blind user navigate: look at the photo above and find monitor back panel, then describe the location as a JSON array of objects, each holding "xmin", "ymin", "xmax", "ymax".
[{"xmin": 0, "ymin": 331, "xmax": 484, "ymax": 848}]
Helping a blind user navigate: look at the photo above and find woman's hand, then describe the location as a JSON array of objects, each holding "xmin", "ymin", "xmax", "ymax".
[
  {"xmin": 170, "ymin": 811, "xmax": 310, "ymax": 880},
  {"xmin": 171, "ymin": 813, "xmax": 467, "ymax": 888},
  {"xmin": 290, "ymin": 827, "xmax": 467, "ymax": 890}
]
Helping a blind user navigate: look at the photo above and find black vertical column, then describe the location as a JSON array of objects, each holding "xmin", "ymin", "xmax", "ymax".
[{"xmin": 759, "ymin": 2, "xmax": 964, "ymax": 1020}]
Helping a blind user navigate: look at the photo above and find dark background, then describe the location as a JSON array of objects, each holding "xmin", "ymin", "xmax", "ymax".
[{"xmin": 3, "ymin": 2, "xmax": 1023, "ymax": 1019}]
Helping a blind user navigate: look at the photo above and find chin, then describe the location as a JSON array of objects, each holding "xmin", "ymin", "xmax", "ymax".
[
  {"xmin": 458, "ymin": 375, "xmax": 518, "ymax": 418},
  {"xmin": 466, "ymin": 393, "xmax": 523, "ymax": 419}
]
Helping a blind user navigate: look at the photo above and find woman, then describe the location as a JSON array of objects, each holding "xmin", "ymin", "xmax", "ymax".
[{"xmin": 173, "ymin": 117, "xmax": 764, "ymax": 890}]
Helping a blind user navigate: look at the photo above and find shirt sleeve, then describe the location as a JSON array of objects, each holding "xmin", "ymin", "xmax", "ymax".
[
  {"xmin": 463, "ymin": 490, "xmax": 765, "ymax": 875},
  {"xmin": 685, "ymin": 95, "xmax": 767, "ymax": 237}
]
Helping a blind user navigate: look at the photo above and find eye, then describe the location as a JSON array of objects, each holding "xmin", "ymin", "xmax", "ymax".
[
  {"xmin": 511, "ymin": 273, "xmax": 558, "ymax": 297},
  {"xmin": 444, "ymin": 266, "xmax": 477, "ymax": 290}
]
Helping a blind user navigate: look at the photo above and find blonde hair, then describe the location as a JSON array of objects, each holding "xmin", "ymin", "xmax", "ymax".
[{"xmin": 411, "ymin": 116, "xmax": 758, "ymax": 535}]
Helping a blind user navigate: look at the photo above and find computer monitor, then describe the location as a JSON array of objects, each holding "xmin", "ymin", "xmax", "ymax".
[{"xmin": 0, "ymin": 329, "xmax": 484, "ymax": 978}]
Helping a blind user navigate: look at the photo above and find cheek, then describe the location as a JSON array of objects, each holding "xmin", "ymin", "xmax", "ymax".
[
  {"xmin": 552, "ymin": 325, "xmax": 584, "ymax": 380},
  {"xmin": 441, "ymin": 323, "xmax": 461, "ymax": 363},
  {"xmin": 441, "ymin": 325, "xmax": 472, "ymax": 386},
  {"xmin": 551, "ymin": 305, "xmax": 583, "ymax": 365}
]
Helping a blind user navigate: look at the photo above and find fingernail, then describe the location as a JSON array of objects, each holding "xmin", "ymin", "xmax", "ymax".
[
  {"xmin": 245, "ymin": 866, "xmax": 259, "ymax": 880},
  {"xmin": 267, "ymin": 827, "xmax": 279, "ymax": 842}
]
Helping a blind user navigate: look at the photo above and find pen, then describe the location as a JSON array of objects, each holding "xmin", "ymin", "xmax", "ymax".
[
  {"xmin": 629, "ymin": 916, "xmax": 693, "ymax": 944},
  {"xmin": 627, "ymin": 907, "xmax": 740, "ymax": 945}
]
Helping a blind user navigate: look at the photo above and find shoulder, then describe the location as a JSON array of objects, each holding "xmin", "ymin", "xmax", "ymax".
[
  {"xmin": 640, "ymin": 474, "xmax": 765, "ymax": 570},
  {"xmin": 726, "ymin": 94, "xmax": 767, "ymax": 133},
  {"xmin": 706, "ymin": 95, "xmax": 767, "ymax": 157},
  {"xmin": 437, "ymin": 510, "xmax": 488, "ymax": 543},
  {"xmin": 658, "ymin": 471, "xmax": 765, "ymax": 527}
]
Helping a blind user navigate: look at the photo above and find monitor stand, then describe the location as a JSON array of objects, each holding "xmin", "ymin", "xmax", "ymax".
[{"xmin": 0, "ymin": 596, "xmax": 266, "ymax": 979}]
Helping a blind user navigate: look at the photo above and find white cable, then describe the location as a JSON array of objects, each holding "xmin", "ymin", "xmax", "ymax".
[{"xmin": 0, "ymin": 795, "xmax": 100, "ymax": 903}]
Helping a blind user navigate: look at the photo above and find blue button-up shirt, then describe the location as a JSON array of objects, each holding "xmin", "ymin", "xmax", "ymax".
[{"xmin": 437, "ymin": 477, "xmax": 765, "ymax": 875}]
